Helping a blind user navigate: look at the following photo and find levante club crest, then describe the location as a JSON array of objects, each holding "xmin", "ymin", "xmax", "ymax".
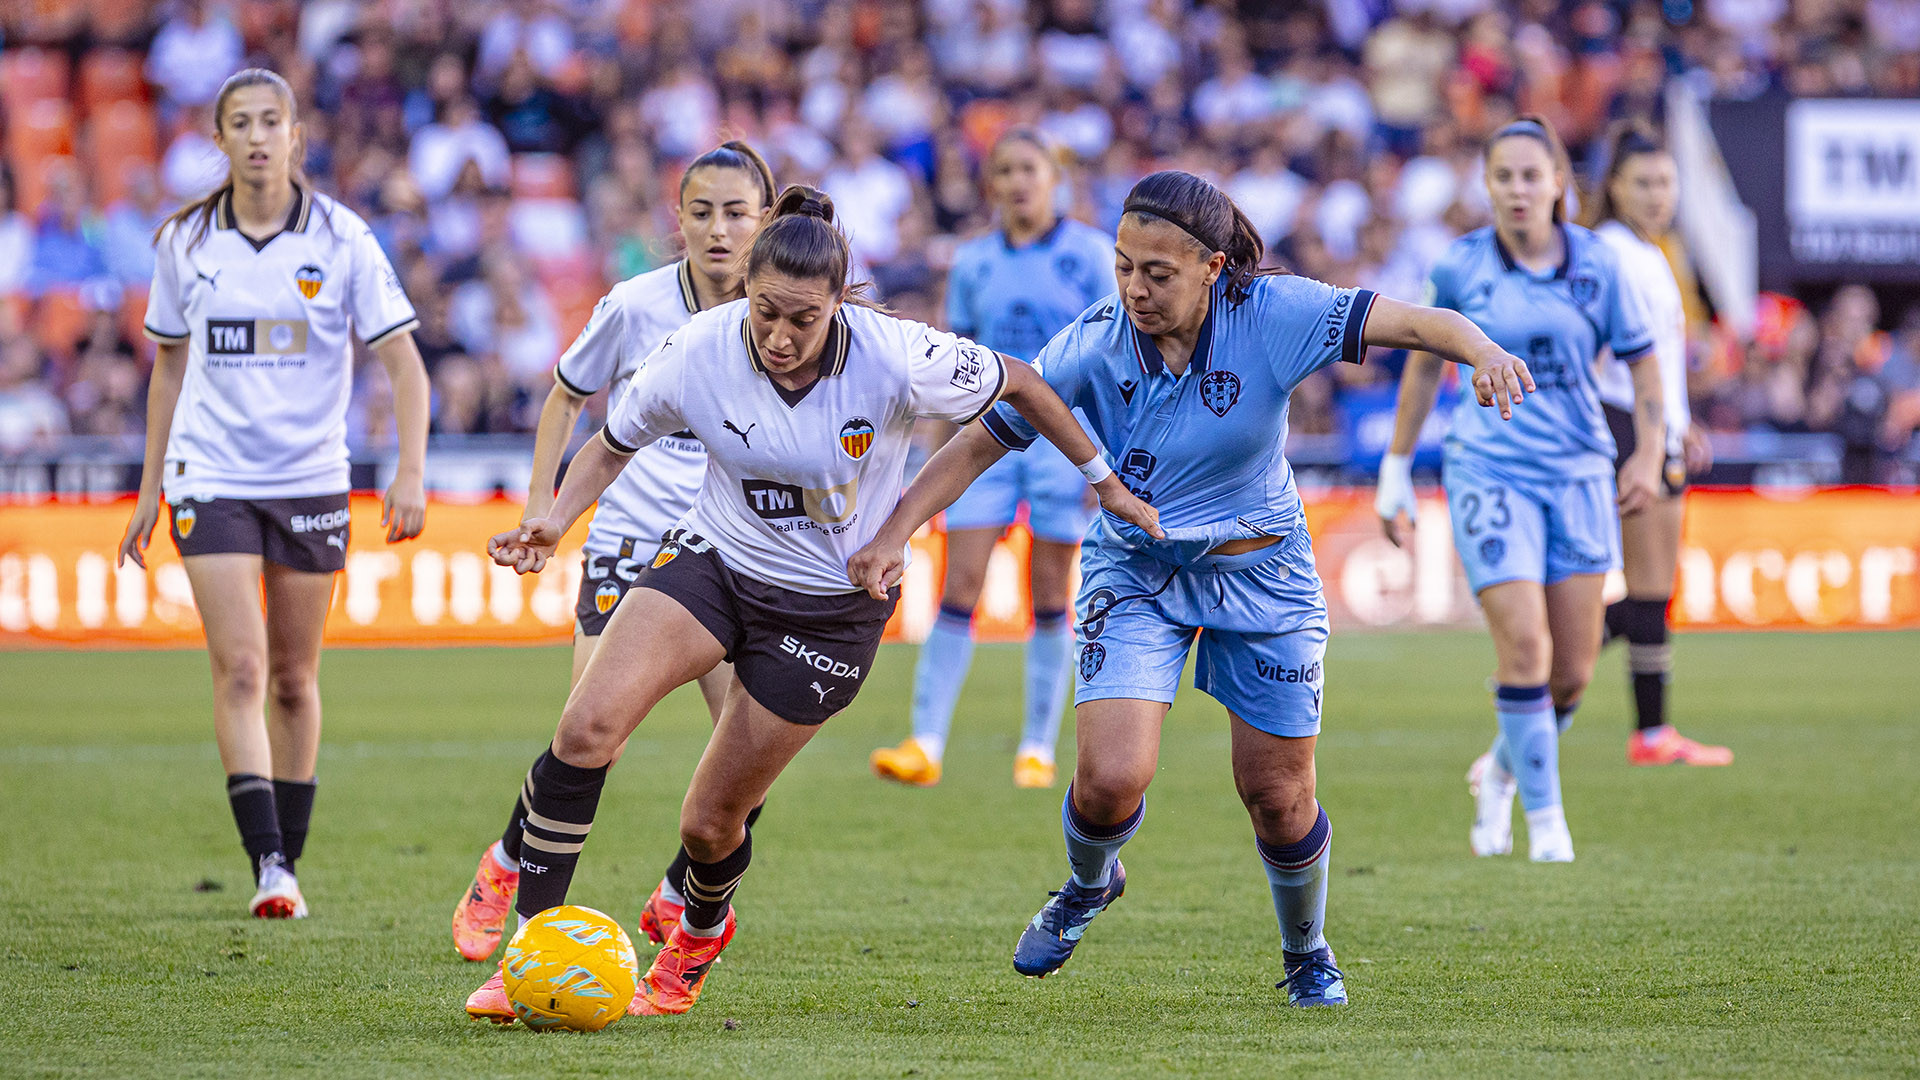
[
  {"xmin": 1200, "ymin": 370, "xmax": 1241, "ymax": 416},
  {"xmin": 839, "ymin": 417, "xmax": 875, "ymax": 459},
  {"xmin": 295, "ymin": 264, "xmax": 324, "ymax": 300}
]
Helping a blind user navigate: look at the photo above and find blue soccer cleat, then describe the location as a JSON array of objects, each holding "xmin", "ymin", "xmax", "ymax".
[
  {"xmin": 1013, "ymin": 861, "xmax": 1125, "ymax": 977},
  {"xmin": 1279, "ymin": 947, "xmax": 1348, "ymax": 1007}
]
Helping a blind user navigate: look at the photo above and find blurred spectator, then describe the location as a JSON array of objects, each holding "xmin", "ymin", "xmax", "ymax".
[
  {"xmin": 27, "ymin": 168, "xmax": 108, "ymax": 296},
  {"xmin": 63, "ymin": 282, "xmax": 145, "ymax": 438},
  {"xmin": 161, "ymin": 106, "xmax": 228, "ymax": 201},
  {"xmin": 487, "ymin": 51, "xmax": 594, "ymax": 155},
  {"xmin": 0, "ymin": 169, "xmax": 33, "ymax": 298},
  {"xmin": 410, "ymin": 98, "xmax": 512, "ymax": 201},
  {"xmin": 476, "ymin": 0, "xmax": 576, "ymax": 83},
  {"xmin": 823, "ymin": 119, "xmax": 915, "ymax": 267},
  {"xmin": 144, "ymin": 0, "xmax": 245, "ymax": 108},
  {"xmin": 0, "ymin": 338, "xmax": 69, "ymax": 454},
  {"xmin": 101, "ymin": 166, "xmax": 170, "ymax": 287},
  {"xmin": 448, "ymin": 252, "xmax": 560, "ymax": 390}
]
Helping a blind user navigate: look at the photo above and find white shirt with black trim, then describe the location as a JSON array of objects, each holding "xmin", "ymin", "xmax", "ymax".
[
  {"xmin": 553, "ymin": 260, "xmax": 709, "ymax": 557},
  {"xmin": 1594, "ymin": 220, "xmax": 1690, "ymax": 452},
  {"xmin": 601, "ymin": 300, "xmax": 1008, "ymax": 595},
  {"xmin": 144, "ymin": 185, "xmax": 419, "ymax": 500}
]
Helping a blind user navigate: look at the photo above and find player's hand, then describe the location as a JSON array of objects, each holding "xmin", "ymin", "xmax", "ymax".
[
  {"xmin": 117, "ymin": 496, "xmax": 160, "ymax": 569},
  {"xmin": 382, "ymin": 471, "xmax": 427, "ymax": 543},
  {"xmin": 1469, "ymin": 346, "xmax": 1534, "ymax": 420},
  {"xmin": 1618, "ymin": 449, "xmax": 1661, "ymax": 516},
  {"xmin": 1683, "ymin": 426, "xmax": 1713, "ymax": 475},
  {"xmin": 1093, "ymin": 476, "xmax": 1163, "ymax": 539},
  {"xmin": 1375, "ymin": 452, "xmax": 1418, "ymax": 548},
  {"xmin": 488, "ymin": 517, "xmax": 563, "ymax": 575},
  {"xmin": 846, "ymin": 535, "xmax": 907, "ymax": 601}
]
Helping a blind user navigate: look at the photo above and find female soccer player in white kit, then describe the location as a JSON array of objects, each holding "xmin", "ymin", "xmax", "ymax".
[
  {"xmin": 463, "ymin": 186, "xmax": 1159, "ymax": 1022},
  {"xmin": 1586, "ymin": 122, "xmax": 1732, "ymax": 768},
  {"xmin": 117, "ymin": 69, "xmax": 429, "ymax": 919},
  {"xmin": 449, "ymin": 141, "xmax": 781, "ymax": 963}
]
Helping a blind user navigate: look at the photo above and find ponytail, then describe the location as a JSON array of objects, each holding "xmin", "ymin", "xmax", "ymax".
[
  {"xmin": 154, "ymin": 68, "xmax": 316, "ymax": 252},
  {"xmin": 681, "ymin": 139, "xmax": 777, "ymax": 210},
  {"xmin": 1121, "ymin": 170, "xmax": 1284, "ymax": 308},
  {"xmin": 746, "ymin": 185, "xmax": 879, "ymax": 306}
]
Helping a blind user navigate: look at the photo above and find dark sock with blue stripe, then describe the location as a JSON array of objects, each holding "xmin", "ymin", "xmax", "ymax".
[
  {"xmin": 1062, "ymin": 786, "xmax": 1143, "ymax": 890},
  {"xmin": 1258, "ymin": 804, "xmax": 1332, "ymax": 959}
]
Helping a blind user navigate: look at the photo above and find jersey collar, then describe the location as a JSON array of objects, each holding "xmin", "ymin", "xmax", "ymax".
[
  {"xmin": 676, "ymin": 259, "xmax": 702, "ymax": 314},
  {"xmin": 1126, "ymin": 284, "xmax": 1218, "ymax": 379},
  {"xmin": 740, "ymin": 308, "xmax": 853, "ymax": 379},
  {"xmin": 1001, "ymin": 217, "xmax": 1066, "ymax": 254},
  {"xmin": 215, "ymin": 183, "xmax": 313, "ymax": 253},
  {"xmin": 1492, "ymin": 224, "xmax": 1573, "ymax": 280}
]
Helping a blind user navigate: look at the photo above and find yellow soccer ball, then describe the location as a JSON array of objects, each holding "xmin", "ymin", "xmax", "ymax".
[{"xmin": 501, "ymin": 905, "xmax": 638, "ymax": 1032}]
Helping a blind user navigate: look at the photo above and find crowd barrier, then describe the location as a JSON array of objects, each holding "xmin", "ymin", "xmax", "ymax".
[{"xmin": 1, "ymin": 488, "xmax": 1914, "ymax": 648}]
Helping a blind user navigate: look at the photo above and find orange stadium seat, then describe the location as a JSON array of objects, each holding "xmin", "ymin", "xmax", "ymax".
[
  {"xmin": 78, "ymin": 49, "xmax": 147, "ymax": 114},
  {"xmin": 7, "ymin": 99, "xmax": 77, "ymax": 213},
  {"xmin": 0, "ymin": 47, "xmax": 71, "ymax": 111},
  {"xmin": 87, "ymin": 0, "xmax": 153, "ymax": 45},
  {"xmin": 511, "ymin": 154, "xmax": 577, "ymax": 201},
  {"xmin": 87, "ymin": 101, "xmax": 160, "ymax": 205},
  {"xmin": 32, "ymin": 289, "xmax": 89, "ymax": 357}
]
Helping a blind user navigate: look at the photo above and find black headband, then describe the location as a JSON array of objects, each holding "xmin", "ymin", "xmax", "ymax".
[
  {"xmin": 1492, "ymin": 119, "xmax": 1553, "ymax": 148},
  {"xmin": 1122, "ymin": 201, "xmax": 1223, "ymax": 254}
]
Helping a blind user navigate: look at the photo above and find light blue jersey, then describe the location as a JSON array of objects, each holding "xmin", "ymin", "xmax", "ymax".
[
  {"xmin": 943, "ymin": 218, "xmax": 1113, "ymax": 542},
  {"xmin": 1429, "ymin": 224, "xmax": 1648, "ymax": 591},
  {"xmin": 984, "ymin": 274, "xmax": 1378, "ymax": 735},
  {"xmin": 1431, "ymin": 224, "xmax": 1652, "ymax": 481}
]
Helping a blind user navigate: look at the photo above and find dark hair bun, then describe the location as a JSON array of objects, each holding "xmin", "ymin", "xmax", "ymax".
[{"xmin": 772, "ymin": 184, "xmax": 835, "ymax": 224}]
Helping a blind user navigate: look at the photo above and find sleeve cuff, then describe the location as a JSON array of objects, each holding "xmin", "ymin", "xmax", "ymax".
[
  {"xmin": 554, "ymin": 366, "xmax": 594, "ymax": 397},
  {"xmin": 1615, "ymin": 342, "xmax": 1655, "ymax": 364},
  {"xmin": 979, "ymin": 406, "xmax": 1036, "ymax": 451},
  {"xmin": 599, "ymin": 427, "xmax": 639, "ymax": 455},
  {"xmin": 1341, "ymin": 289, "xmax": 1378, "ymax": 366},
  {"xmin": 143, "ymin": 324, "xmax": 190, "ymax": 344},
  {"xmin": 956, "ymin": 353, "xmax": 1009, "ymax": 425},
  {"xmin": 363, "ymin": 316, "xmax": 421, "ymax": 348}
]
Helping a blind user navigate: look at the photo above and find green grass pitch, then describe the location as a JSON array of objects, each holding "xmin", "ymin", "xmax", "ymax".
[{"xmin": 4, "ymin": 630, "xmax": 1916, "ymax": 1078}]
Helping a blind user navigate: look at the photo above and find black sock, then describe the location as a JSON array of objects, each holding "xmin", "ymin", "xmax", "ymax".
[
  {"xmin": 226, "ymin": 774, "xmax": 285, "ymax": 882},
  {"xmin": 271, "ymin": 778, "xmax": 316, "ymax": 874},
  {"xmin": 1616, "ymin": 597, "xmax": 1671, "ymax": 732},
  {"xmin": 682, "ymin": 831, "xmax": 753, "ymax": 933},
  {"xmin": 1602, "ymin": 599, "xmax": 1626, "ymax": 648},
  {"xmin": 662, "ymin": 802, "xmax": 761, "ymax": 898},
  {"xmin": 498, "ymin": 767, "xmax": 535, "ymax": 863},
  {"xmin": 513, "ymin": 748, "xmax": 609, "ymax": 920}
]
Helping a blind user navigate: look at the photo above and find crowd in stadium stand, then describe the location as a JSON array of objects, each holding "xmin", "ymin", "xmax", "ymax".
[{"xmin": 0, "ymin": 0, "xmax": 1917, "ymax": 479}]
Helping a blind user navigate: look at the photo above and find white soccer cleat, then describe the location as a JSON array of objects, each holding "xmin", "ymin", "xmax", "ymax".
[
  {"xmin": 250, "ymin": 863, "xmax": 307, "ymax": 919},
  {"xmin": 1467, "ymin": 751, "xmax": 1515, "ymax": 857},
  {"xmin": 1525, "ymin": 806, "xmax": 1575, "ymax": 863}
]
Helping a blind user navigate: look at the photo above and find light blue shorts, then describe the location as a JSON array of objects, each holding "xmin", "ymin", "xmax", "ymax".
[
  {"xmin": 946, "ymin": 440, "xmax": 1096, "ymax": 544},
  {"xmin": 1073, "ymin": 529, "xmax": 1329, "ymax": 738},
  {"xmin": 1443, "ymin": 454, "xmax": 1622, "ymax": 594}
]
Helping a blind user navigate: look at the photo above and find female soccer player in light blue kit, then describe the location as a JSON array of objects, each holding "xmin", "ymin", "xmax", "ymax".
[
  {"xmin": 1375, "ymin": 116, "xmax": 1666, "ymax": 863},
  {"xmin": 851, "ymin": 171, "xmax": 1533, "ymax": 1007},
  {"xmin": 870, "ymin": 129, "xmax": 1114, "ymax": 790}
]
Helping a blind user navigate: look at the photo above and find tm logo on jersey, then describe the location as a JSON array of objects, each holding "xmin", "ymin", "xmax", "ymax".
[
  {"xmin": 1200, "ymin": 370, "xmax": 1241, "ymax": 417},
  {"xmin": 780, "ymin": 636, "xmax": 862, "ymax": 679},
  {"xmin": 208, "ymin": 318, "xmax": 310, "ymax": 357},
  {"xmin": 740, "ymin": 478, "xmax": 860, "ymax": 526}
]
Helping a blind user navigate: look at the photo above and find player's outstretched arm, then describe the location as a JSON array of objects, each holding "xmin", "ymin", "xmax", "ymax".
[
  {"xmin": 1375, "ymin": 351, "xmax": 1446, "ymax": 549},
  {"xmin": 117, "ymin": 342, "xmax": 190, "ymax": 569},
  {"xmin": 1362, "ymin": 296, "xmax": 1534, "ymax": 420},
  {"xmin": 488, "ymin": 433, "xmax": 631, "ymax": 575},
  {"xmin": 996, "ymin": 359, "xmax": 1161, "ymax": 536},
  {"xmin": 524, "ymin": 379, "xmax": 591, "ymax": 521},
  {"xmin": 848, "ymin": 423, "xmax": 1010, "ymax": 598},
  {"xmin": 375, "ymin": 332, "xmax": 431, "ymax": 543}
]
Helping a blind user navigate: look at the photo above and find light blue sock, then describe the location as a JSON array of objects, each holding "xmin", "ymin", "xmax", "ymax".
[
  {"xmin": 1020, "ymin": 610, "xmax": 1073, "ymax": 756},
  {"xmin": 1062, "ymin": 786, "xmax": 1142, "ymax": 890},
  {"xmin": 909, "ymin": 604, "xmax": 976, "ymax": 759},
  {"xmin": 1258, "ymin": 804, "xmax": 1331, "ymax": 956},
  {"xmin": 1490, "ymin": 733, "xmax": 1514, "ymax": 776},
  {"xmin": 1497, "ymin": 684, "xmax": 1560, "ymax": 811}
]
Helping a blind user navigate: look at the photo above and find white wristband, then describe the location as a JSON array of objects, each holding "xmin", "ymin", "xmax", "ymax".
[{"xmin": 1077, "ymin": 456, "xmax": 1114, "ymax": 484}]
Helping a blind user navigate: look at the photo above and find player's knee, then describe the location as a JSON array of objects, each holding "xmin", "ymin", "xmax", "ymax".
[
  {"xmin": 553, "ymin": 701, "xmax": 624, "ymax": 766},
  {"xmin": 941, "ymin": 571, "xmax": 985, "ymax": 610},
  {"xmin": 1498, "ymin": 631, "xmax": 1553, "ymax": 684},
  {"xmin": 210, "ymin": 649, "xmax": 267, "ymax": 705},
  {"xmin": 1237, "ymin": 775, "xmax": 1316, "ymax": 843},
  {"xmin": 1550, "ymin": 674, "xmax": 1589, "ymax": 710},
  {"xmin": 265, "ymin": 662, "xmax": 318, "ymax": 714},
  {"xmin": 1071, "ymin": 768, "xmax": 1151, "ymax": 824},
  {"xmin": 677, "ymin": 810, "xmax": 745, "ymax": 863}
]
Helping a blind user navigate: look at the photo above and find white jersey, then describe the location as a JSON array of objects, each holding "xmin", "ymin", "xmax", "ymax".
[
  {"xmin": 602, "ymin": 301, "xmax": 1010, "ymax": 595},
  {"xmin": 144, "ymin": 185, "xmax": 418, "ymax": 500},
  {"xmin": 554, "ymin": 261, "xmax": 709, "ymax": 557},
  {"xmin": 1594, "ymin": 220, "xmax": 1689, "ymax": 452}
]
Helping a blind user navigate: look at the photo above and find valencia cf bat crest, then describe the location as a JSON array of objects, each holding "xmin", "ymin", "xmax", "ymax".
[
  {"xmin": 594, "ymin": 582, "xmax": 620, "ymax": 614},
  {"xmin": 174, "ymin": 504, "xmax": 197, "ymax": 539},
  {"xmin": 839, "ymin": 417, "xmax": 875, "ymax": 460},
  {"xmin": 295, "ymin": 264, "xmax": 324, "ymax": 300}
]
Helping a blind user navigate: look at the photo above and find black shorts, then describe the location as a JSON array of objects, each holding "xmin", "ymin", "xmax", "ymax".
[
  {"xmin": 573, "ymin": 536, "xmax": 668, "ymax": 636},
  {"xmin": 634, "ymin": 528, "xmax": 898, "ymax": 724},
  {"xmin": 1604, "ymin": 403, "xmax": 1688, "ymax": 498},
  {"xmin": 169, "ymin": 493, "xmax": 351, "ymax": 573}
]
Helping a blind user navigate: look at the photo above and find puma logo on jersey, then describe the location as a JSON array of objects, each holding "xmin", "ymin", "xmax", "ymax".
[
  {"xmin": 810, "ymin": 681, "xmax": 832, "ymax": 704},
  {"xmin": 325, "ymin": 532, "xmax": 346, "ymax": 550},
  {"xmin": 724, "ymin": 420, "xmax": 756, "ymax": 447},
  {"xmin": 196, "ymin": 268, "xmax": 222, "ymax": 290}
]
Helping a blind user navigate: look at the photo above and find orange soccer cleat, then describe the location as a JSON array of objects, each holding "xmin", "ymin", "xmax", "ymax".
[
  {"xmin": 464, "ymin": 968, "xmax": 516, "ymax": 1024},
  {"xmin": 1628, "ymin": 726, "xmax": 1734, "ymax": 767},
  {"xmin": 452, "ymin": 845, "xmax": 519, "ymax": 961},
  {"xmin": 628, "ymin": 910, "xmax": 737, "ymax": 1016},
  {"xmin": 1013, "ymin": 752, "xmax": 1057, "ymax": 789},
  {"xmin": 638, "ymin": 879, "xmax": 685, "ymax": 945},
  {"xmin": 870, "ymin": 737, "xmax": 942, "ymax": 787}
]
